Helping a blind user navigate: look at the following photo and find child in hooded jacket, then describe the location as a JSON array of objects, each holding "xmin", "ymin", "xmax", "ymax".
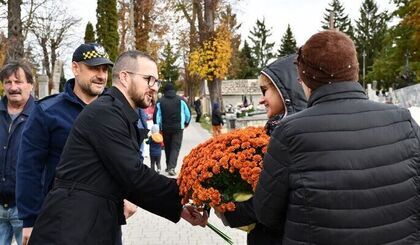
[{"xmin": 146, "ymin": 124, "xmax": 163, "ymax": 173}]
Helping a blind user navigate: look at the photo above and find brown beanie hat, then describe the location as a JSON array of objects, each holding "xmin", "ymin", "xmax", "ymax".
[{"xmin": 297, "ymin": 30, "xmax": 359, "ymax": 90}]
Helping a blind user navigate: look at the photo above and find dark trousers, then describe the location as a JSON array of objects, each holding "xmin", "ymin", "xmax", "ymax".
[
  {"xmin": 162, "ymin": 129, "xmax": 183, "ymax": 170},
  {"xmin": 115, "ymin": 226, "xmax": 122, "ymax": 245},
  {"xmin": 195, "ymin": 113, "xmax": 202, "ymax": 122},
  {"xmin": 150, "ymin": 155, "xmax": 161, "ymax": 171}
]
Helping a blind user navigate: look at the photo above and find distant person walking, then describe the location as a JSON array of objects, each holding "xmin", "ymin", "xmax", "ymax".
[
  {"xmin": 155, "ymin": 83, "xmax": 191, "ymax": 176},
  {"xmin": 211, "ymin": 102, "xmax": 224, "ymax": 136},
  {"xmin": 193, "ymin": 96, "xmax": 202, "ymax": 122}
]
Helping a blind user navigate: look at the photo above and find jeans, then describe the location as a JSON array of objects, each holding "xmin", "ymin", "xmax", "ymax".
[{"xmin": 0, "ymin": 205, "xmax": 22, "ymax": 245}]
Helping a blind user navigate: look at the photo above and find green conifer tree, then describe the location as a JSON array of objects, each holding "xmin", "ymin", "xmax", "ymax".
[
  {"xmin": 277, "ymin": 24, "xmax": 297, "ymax": 57},
  {"xmin": 96, "ymin": 0, "xmax": 119, "ymax": 62},
  {"xmin": 321, "ymin": 0, "xmax": 354, "ymax": 38},
  {"xmin": 248, "ymin": 18, "xmax": 275, "ymax": 71},
  {"xmin": 84, "ymin": 22, "xmax": 96, "ymax": 43},
  {"xmin": 354, "ymin": 0, "xmax": 389, "ymax": 86},
  {"xmin": 159, "ymin": 41, "xmax": 180, "ymax": 84},
  {"xmin": 96, "ymin": 0, "xmax": 119, "ymax": 86},
  {"xmin": 369, "ymin": 0, "xmax": 419, "ymax": 89},
  {"xmin": 237, "ymin": 40, "xmax": 258, "ymax": 79}
]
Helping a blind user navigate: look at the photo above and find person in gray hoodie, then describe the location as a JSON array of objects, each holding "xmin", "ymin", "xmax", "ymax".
[{"xmin": 215, "ymin": 54, "xmax": 307, "ymax": 244}]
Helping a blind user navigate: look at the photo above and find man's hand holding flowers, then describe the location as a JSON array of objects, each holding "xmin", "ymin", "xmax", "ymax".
[{"xmin": 181, "ymin": 205, "xmax": 208, "ymax": 227}]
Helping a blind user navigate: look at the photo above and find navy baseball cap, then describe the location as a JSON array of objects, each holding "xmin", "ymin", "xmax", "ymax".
[{"xmin": 72, "ymin": 43, "xmax": 113, "ymax": 67}]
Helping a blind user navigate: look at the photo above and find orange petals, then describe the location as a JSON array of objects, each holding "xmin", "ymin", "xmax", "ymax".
[{"xmin": 177, "ymin": 127, "xmax": 269, "ymax": 212}]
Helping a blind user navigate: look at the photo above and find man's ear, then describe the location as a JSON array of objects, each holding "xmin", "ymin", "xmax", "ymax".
[
  {"xmin": 118, "ymin": 71, "xmax": 130, "ymax": 88},
  {"xmin": 71, "ymin": 62, "xmax": 79, "ymax": 76}
]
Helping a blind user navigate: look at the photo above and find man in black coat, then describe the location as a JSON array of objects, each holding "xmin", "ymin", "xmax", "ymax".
[
  {"xmin": 28, "ymin": 51, "xmax": 207, "ymax": 245},
  {"xmin": 253, "ymin": 30, "xmax": 420, "ymax": 244}
]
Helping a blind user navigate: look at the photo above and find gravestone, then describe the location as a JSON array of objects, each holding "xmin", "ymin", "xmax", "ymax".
[
  {"xmin": 50, "ymin": 60, "xmax": 63, "ymax": 95},
  {"xmin": 38, "ymin": 75, "xmax": 49, "ymax": 99}
]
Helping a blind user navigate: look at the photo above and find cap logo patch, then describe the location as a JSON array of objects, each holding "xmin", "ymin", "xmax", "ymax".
[
  {"xmin": 82, "ymin": 50, "xmax": 110, "ymax": 60},
  {"xmin": 94, "ymin": 45, "xmax": 106, "ymax": 55}
]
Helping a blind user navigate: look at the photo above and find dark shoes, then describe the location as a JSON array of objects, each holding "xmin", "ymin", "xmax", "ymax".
[{"xmin": 168, "ymin": 169, "xmax": 176, "ymax": 176}]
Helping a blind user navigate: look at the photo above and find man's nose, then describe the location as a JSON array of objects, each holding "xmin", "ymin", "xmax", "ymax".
[
  {"xmin": 150, "ymin": 82, "xmax": 159, "ymax": 92},
  {"xmin": 96, "ymin": 67, "xmax": 108, "ymax": 80},
  {"xmin": 9, "ymin": 82, "xmax": 19, "ymax": 91}
]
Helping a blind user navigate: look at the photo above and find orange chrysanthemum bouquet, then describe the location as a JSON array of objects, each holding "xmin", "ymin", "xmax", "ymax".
[{"xmin": 177, "ymin": 127, "xmax": 269, "ymax": 243}]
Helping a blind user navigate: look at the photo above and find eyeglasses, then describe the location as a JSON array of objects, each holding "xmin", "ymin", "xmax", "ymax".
[{"xmin": 125, "ymin": 71, "xmax": 162, "ymax": 88}]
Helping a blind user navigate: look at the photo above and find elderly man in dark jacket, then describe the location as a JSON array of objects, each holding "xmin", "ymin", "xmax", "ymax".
[
  {"xmin": 0, "ymin": 61, "xmax": 35, "ymax": 245},
  {"xmin": 253, "ymin": 30, "xmax": 420, "ymax": 244}
]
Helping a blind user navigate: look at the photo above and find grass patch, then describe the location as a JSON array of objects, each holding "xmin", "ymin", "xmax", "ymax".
[{"xmin": 199, "ymin": 114, "xmax": 212, "ymax": 133}]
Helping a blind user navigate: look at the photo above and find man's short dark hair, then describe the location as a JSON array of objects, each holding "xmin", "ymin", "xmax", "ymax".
[
  {"xmin": 0, "ymin": 61, "xmax": 34, "ymax": 84},
  {"xmin": 112, "ymin": 50, "xmax": 155, "ymax": 81}
]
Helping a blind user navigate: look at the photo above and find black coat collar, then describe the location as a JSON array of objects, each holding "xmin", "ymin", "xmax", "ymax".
[
  {"xmin": 107, "ymin": 87, "xmax": 139, "ymax": 123},
  {"xmin": 308, "ymin": 81, "xmax": 368, "ymax": 107}
]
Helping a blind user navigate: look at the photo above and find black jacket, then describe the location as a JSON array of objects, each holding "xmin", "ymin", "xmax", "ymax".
[
  {"xmin": 254, "ymin": 81, "xmax": 420, "ymax": 244},
  {"xmin": 29, "ymin": 87, "xmax": 183, "ymax": 245},
  {"xmin": 156, "ymin": 89, "xmax": 191, "ymax": 131},
  {"xmin": 211, "ymin": 103, "xmax": 224, "ymax": 126},
  {"xmin": 224, "ymin": 54, "xmax": 307, "ymax": 244},
  {"xmin": 194, "ymin": 99, "xmax": 202, "ymax": 114}
]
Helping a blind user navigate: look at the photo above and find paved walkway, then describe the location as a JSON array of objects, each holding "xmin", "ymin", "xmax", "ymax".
[{"xmin": 122, "ymin": 120, "xmax": 247, "ymax": 245}]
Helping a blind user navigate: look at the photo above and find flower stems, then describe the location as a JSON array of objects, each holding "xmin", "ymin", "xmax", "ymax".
[{"xmin": 207, "ymin": 222, "xmax": 233, "ymax": 244}]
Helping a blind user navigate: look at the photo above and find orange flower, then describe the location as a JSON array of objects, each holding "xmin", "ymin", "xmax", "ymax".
[{"xmin": 178, "ymin": 127, "xmax": 269, "ymax": 212}]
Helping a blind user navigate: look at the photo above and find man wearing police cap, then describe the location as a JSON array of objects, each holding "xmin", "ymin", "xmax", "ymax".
[{"xmin": 16, "ymin": 43, "xmax": 136, "ymax": 245}]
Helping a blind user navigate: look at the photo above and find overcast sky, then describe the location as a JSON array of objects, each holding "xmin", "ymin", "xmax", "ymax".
[{"xmin": 62, "ymin": 0, "xmax": 395, "ymax": 77}]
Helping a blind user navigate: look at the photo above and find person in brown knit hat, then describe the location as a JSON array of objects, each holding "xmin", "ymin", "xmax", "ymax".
[
  {"xmin": 252, "ymin": 29, "xmax": 420, "ymax": 244},
  {"xmin": 296, "ymin": 30, "xmax": 359, "ymax": 92}
]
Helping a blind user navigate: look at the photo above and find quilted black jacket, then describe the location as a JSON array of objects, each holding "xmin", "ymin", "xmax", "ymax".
[{"xmin": 254, "ymin": 81, "xmax": 420, "ymax": 244}]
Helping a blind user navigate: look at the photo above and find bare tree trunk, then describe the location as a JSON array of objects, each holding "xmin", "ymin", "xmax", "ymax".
[
  {"xmin": 0, "ymin": 34, "xmax": 7, "ymax": 66},
  {"xmin": 50, "ymin": 41, "xmax": 57, "ymax": 83},
  {"xmin": 177, "ymin": 0, "xmax": 200, "ymax": 101},
  {"xmin": 176, "ymin": 0, "xmax": 220, "ymax": 106},
  {"xmin": 39, "ymin": 37, "xmax": 51, "ymax": 91},
  {"xmin": 202, "ymin": 0, "xmax": 220, "ymax": 108},
  {"xmin": 118, "ymin": 0, "xmax": 130, "ymax": 53},
  {"xmin": 6, "ymin": 0, "xmax": 24, "ymax": 62},
  {"xmin": 134, "ymin": 0, "xmax": 154, "ymax": 52}
]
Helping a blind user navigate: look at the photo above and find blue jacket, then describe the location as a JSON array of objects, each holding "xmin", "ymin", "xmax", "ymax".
[
  {"xmin": 16, "ymin": 79, "xmax": 86, "ymax": 227},
  {"xmin": 0, "ymin": 96, "xmax": 35, "ymax": 207},
  {"xmin": 146, "ymin": 137, "xmax": 162, "ymax": 157}
]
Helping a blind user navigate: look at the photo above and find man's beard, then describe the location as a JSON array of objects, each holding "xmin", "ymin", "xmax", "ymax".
[
  {"xmin": 133, "ymin": 94, "xmax": 149, "ymax": 108},
  {"xmin": 129, "ymin": 83, "xmax": 150, "ymax": 109},
  {"xmin": 80, "ymin": 78, "xmax": 105, "ymax": 96}
]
